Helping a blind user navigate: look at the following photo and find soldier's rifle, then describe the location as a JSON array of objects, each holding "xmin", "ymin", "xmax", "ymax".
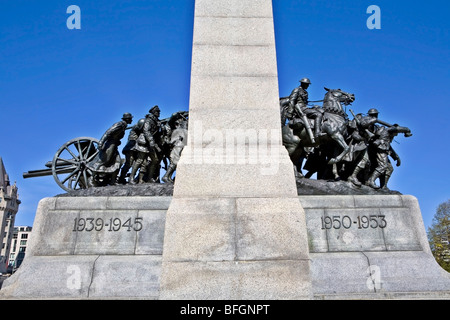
[
  {"xmin": 293, "ymin": 103, "xmax": 316, "ymax": 144},
  {"xmin": 349, "ymin": 109, "xmax": 375, "ymax": 140}
]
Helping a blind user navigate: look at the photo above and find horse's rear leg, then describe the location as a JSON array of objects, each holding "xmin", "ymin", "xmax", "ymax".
[{"xmin": 327, "ymin": 133, "xmax": 350, "ymax": 165}]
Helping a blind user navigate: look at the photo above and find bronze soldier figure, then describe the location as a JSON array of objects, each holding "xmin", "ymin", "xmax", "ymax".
[
  {"xmin": 366, "ymin": 125, "xmax": 401, "ymax": 189},
  {"xmin": 88, "ymin": 112, "xmax": 133, "ymax": 186},
  {"xmin": 161, "ymin": 111, "xmax": 188, "ymax": 183},
  {"xmin": 118, "ymin": 118, "xmax": 145, "ymax": 184},
  {"xmin": 128, "ymin": 118, "xmax": 150, "ymax": 184},
  {"xmin": 286, "ymin": 78, "xmax": 324, "ymax": 142},
  {"xmin": 346, "ymin": 109, "xmax": 379, "ymax": 186},
  {"xmin": 143, "ymin": 105, "xmax": 162, "ymax": 183}
]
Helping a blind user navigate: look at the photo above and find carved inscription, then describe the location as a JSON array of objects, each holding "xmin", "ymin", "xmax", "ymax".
[
  {"xmin": 72, "ymin": 217, "xmax": 143, "ymax": 232},
  {"xmin": 321, "ymin": 215, "xmax": 387, "ymax": 230}
]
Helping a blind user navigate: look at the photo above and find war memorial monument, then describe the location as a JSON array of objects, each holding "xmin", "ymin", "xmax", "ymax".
[{"xmin": 1, "ymin": 0, "xmax": 450, "ymax": 300}]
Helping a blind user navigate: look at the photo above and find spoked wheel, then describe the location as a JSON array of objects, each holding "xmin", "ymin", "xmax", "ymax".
[{"xmin": 52, "ymin": 137, "xmax": 99, "ymax": 192}]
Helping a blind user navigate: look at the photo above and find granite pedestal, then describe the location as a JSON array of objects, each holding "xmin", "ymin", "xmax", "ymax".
[{"xmin": 1, "ymin": 193, "xmax": 449, "ymax": 299}]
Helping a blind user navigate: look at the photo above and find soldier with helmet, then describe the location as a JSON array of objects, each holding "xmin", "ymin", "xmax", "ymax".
[
  {"xmin": 364, "ymin": 109, "xmax": 412, "ymax": 189},
  {"xmin": 88, "ymin": 112, "xmax": 133, "ymax": 186},
  {"xmin": 347, "ymin": 108, "xmax": 403, "ymax": 188},
  {"xmin": 286, "ymin": 78, "xmax": 325, "ymax": 142},
  {"xmin": 143, "ymin": 105, "xmax": 162, "ymax": 183},
  {"xmin": 346, "ymin": 109, "xmax": 378, "ymax": 186},
  {"xmin": 118, "ymin": 117, "xmax": 145, "ymax": 184},
  {"xmin": 359, "ymin": 108, "xmax": 380, "ymax": 138}
]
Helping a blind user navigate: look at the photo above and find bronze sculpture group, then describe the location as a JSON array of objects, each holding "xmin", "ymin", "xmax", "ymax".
[
  {"xmin": 89, "ymin": 77, "xmax": 411, "ymax": 191},
  {"xmin": 280, "ymin": 77, "xmax": 412, "ymax": 190},
  {"xmin": 24, "ymin": 76, "xmax": 411, "ymax": 192},
  {"xmin": 88, "ymin": 106, "xmax": 188, "ymax": 187}
]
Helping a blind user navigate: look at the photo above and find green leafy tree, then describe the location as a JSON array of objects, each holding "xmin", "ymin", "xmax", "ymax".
[{"xmin": 427, "ymin": 200, "xmax": 450, "ymax": 272}]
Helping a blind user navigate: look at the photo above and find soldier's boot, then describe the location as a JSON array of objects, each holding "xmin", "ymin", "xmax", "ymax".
[
  {"xmin": 118, "ymin": 166, "xmax": 129, "ymax": 184},
  {"xmin": 314, "ymin": 115, "xmax": 326, "ymax": 138},
  {"xmin": 366, "ymin": 170, "xmax": 381, "ymax": 189},
  {"xmin": 381, "ymin": 173, "xmax": 392, "ymax": 189},
  {"xmin": 138, "ymin": 171, "xmax": 146, "ymax": 184},
  {"xmin": 110, "ymin": 171, "xmax": 119, "ymax": 186},
  {"xmin": 129, "ymin": 163, "xmax": 139, "ymax": 185},
  {"xmin": 348, "ymin": 166, "xmax": 363, "ymax": 187},
  {"xmin": 147, "ymin": 164, "xmax": 158, "ymax": 183},
  {"xmin": 162, "ymin": 164, "xmax": 175, "ymax": 183}
]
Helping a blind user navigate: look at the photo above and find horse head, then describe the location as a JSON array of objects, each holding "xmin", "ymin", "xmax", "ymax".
[
  {"xmin": 323, "ymin": 88, "xmax": 355, "ymax": 114},
  {"xmin": 324, "ymin": 87, "xmax": 355, "ymax": 105}
]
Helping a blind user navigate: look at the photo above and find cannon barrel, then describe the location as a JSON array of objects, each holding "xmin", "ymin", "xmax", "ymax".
[
  {"xmin": 23, "ymin": 159, "xmax": 77, "ymax": 179},
  {"xmin": 45, "ymin": 159, "xmax": 74, "ymax": 168},
  {"xmin": 23, "ymin": 168, "xmax": 53, "ymax": 179}
]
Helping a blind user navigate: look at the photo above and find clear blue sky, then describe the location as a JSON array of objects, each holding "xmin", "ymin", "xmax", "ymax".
[{"xmin": 0, "ymin": 0, "xmax": 449, "ymax": 230}]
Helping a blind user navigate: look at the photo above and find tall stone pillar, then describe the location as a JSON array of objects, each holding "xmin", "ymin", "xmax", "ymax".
[{"xmin": 159, "ymin": 0, "xmax": 312, "ymax": 299}]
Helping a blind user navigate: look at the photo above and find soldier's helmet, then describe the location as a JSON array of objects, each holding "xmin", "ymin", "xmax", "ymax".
[
  {"xmin": 136, "ymin": 118, "xmax": 145, "ymax": 130},
  {"xmin": 368, "ymin": 108, "xmax": 379, "ymax": 115},
  {"xmin": 149, "ymin": 105, "xmax": 160, "ymax": 113},
  {"xmin": 122, "ymin": 112, "xmax": 133, "ymax": 120},
  {"xmin": 300, "ymin": 78, "xmax": 311, "ymax": 84}
]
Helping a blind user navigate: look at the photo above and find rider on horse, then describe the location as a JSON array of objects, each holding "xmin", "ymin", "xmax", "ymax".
[{"xmin": 286, "ymin": 78, "xmax": 324, "ymax": 142}]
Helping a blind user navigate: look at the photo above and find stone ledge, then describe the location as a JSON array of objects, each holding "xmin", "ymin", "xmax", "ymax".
[{"xmin": 0, "ymin": 255, "xmax": 161, "ymax": 299}]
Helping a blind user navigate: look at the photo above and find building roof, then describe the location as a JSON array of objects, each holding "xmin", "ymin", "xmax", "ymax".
[{"xmin": 0, "ymin": 157, "xmax": 10, "ymax": 189}]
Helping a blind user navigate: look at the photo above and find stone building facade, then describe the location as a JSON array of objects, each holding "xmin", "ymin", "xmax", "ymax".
[{"xmin": 0, "ymin": 157, "xmax": 20, "ymax": 274}]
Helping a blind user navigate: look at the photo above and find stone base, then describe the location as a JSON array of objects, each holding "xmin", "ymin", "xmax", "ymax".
[
  {"xmin": 1, "ymin": 194, "xmax": 449, "ymax": 299},
  {"xmin": 159, "ymin": 196, "xmax": 312, "ymax": 300},
  {"xmin": 160, "ymin": 260, "xmax": 311, "ymax": 300},
  {"xmin": 0, "ymin": 196, "xmax": 169, "ymax": 299},
  {"xmin": 1, "ymin": 255, "xmax": 161, "ymax": 299},
  {"xmin": 301, "ymin": 195, "xmax": 450, "ymax": 298}
]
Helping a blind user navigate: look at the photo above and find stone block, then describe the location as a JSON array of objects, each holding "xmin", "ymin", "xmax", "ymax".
[
  {"xmin": 194, "ymin": 0, "xmax": 273, "ymax": 18},
  {"xmin": 304, "ymin": 208, "xmax": 328, "ymax": 253},
  {"xmin": 193, "ymin": 16, "xmax": 275, "ymax": 46},
  {"xmin": 173, "ymin": 147, "xmax": 297, "ymax": 198},
  {"xmin": 160, "ymin": 260, "xmax": 311, "ymax": 300},
  {"xmin": 162, "ymin": 198, "xmax": 236, "ymax": 261},
  {"xmin": 364, "ymin": 251, "xmax": 450, "ymax": 293},
  {"xmin": 106, "ymin": 196, "xmax": 171, "ymax": 210},
  {"xmin": 381, "ymin": 207, "xmax": 422, "ymax": 251},
  {"xmin": 189, "ymin": 75, "xmax": 280, "ymax": 111},
  {"xmin": 310, "ymin": 252, "xmax": 373, "ymax": 295},
  {"xmin": 55, "ymin": 196, "xmax": 108, "ymax": 210},
  {"xmin": 0, "ymin": 255, "xmax": 97, "ymax": 299},
  {"xmin": 303, "ymin": 195, "xmax": 433, "ymax": 253},
  {"xmin": 73, "ymin": 210, "xmax": 139, "ymax": 255},
  {"xmin": 323, "ymin": 208, "xmax": 387, "ymax": 252},
  {"xmin": 88, "ymin": 255, "xmax": 162, "ymax": 299},
  {"xmin": 24, "ymin": 197, "xmax": 168, "ymax": 257},
  {"xmin": 28, "ymin": 199, "xmax": 78, "ymax": 256},
  {"xmin": 191, "ymin": 44, "xmax": 277, "ymax": 77},
  {"xmin": 401, "ymin": 195, "xmax": 432, "ymax": 254},
  {"xmin": 353, "ymin": 194, "xmax": 403, "ymax": 208},
  {"xmin": 135, "ymin": 210, "xmax": 166, "ymax": 255},
  {"xmin": 299, "ymin": 195, "xmax": 356, "ymax": 209},
  {"xmin": 235, "ymin": 197, "xmax": 309, "ymax": 260}
]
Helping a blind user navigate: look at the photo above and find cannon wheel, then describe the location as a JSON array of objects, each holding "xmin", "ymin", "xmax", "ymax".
[{"xmin": 52, "ymin": 137, "xmax": 100, "ymax": 192}]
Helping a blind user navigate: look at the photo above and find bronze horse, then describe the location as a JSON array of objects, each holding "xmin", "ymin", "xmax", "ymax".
[{"xmin": 281, "ymin": 88, "xmax": 355, "ymax": 178}]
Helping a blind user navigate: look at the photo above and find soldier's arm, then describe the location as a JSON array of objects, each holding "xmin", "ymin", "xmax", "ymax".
[
  {"xmin": 98, "ymin": 122, "xmax": 122, "ymax": 149},
  {"xmin": 288, "ymin": 87, "xmax": 299, "ymax": 106},
  {"xmin": 389, "ymin": 146, "xmax": 401, "ymax": 166},
  {"xmin": 143, "ymin": 121, "xmax": 156, "ymax": 147},
  {"xmin": 360, "ymin": 117, "xmax": 377, "ymax": 129}
]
